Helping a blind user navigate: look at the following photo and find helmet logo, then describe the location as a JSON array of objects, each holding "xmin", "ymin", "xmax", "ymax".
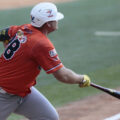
[
  {"xmin": 31, "ymin": 16, "xmax": 35, "ymax": 23},
  {"xmin": 46, "ymin": 9, "xmax": 53, "ymax": 17}
]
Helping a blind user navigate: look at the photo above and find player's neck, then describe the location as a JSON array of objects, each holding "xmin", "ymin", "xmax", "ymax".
[
  {"xmin": 34, "ymin": 24, "xmax": 55, "ymax": 36},
  {"xmin": 37, "ymin": 26, "xmax": 49, "ymax": 36},
  {"xmin": 40, "ymin": 29, "xmax": 49, "ymax": 36}
]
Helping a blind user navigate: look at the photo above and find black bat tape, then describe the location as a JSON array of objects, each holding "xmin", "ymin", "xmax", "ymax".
[{"xmin": 90, "ymin": 82, "xmax": 120, "ymax": 99}]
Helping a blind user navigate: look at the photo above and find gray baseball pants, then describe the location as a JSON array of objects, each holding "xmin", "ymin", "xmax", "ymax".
[{"xmin": 0, "ymin": 87, "xmax": 59, "ymax": 120}]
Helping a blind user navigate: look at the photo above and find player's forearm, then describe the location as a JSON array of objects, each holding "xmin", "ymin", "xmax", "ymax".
[{"xmin": 53, "ymin": 67, "xmax": 84, "ymax": 84}]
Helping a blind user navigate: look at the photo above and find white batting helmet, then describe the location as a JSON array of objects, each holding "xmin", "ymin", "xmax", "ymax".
[{"xmin": 30, "ymin": 2, "xmax": 64, "ymax": 27}]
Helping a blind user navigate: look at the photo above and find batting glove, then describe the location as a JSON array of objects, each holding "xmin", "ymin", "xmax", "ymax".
[{"xmin": 79, "ymin": 75, "xmax": 91, "ymax": 87}]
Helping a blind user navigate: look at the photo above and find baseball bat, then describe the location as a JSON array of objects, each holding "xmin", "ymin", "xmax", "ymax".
[{"xmin": 90, "ymin": 82, "xmax": 120, "ymax": 99}]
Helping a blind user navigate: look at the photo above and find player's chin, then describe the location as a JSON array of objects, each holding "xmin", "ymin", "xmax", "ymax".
[{"xmin": 54, "ymin": 28, "xmax": 58, "ymax": 32}]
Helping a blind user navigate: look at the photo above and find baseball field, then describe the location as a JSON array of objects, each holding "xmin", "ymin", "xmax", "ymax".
[{"xmin": 0, "ymin": 0, "xmax": 120, "ymax": 120}]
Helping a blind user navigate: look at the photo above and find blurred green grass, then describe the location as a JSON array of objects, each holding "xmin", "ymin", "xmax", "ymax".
[{"xmin": 0, "ymin": 0, "xmax": 120, "ymax": 119}]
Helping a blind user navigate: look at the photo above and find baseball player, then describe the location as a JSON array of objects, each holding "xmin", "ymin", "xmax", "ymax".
[{"xmin": 0, "ymin": 2, "xmax": 91, "ymax": 120}]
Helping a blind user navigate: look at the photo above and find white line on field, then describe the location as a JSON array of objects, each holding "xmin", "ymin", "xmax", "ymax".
[
  {"xmin": 104, "ymin": 113, "xmax": 120, "ymax": 120},
  {"xmin": 95, "ymin": 31, "xmax": 120, "ymax": 36}
]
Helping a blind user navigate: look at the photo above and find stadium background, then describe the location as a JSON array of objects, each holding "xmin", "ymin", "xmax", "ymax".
[{"xmin": 0, "ymin": 0, "xmax": 120, "ymax": 120}]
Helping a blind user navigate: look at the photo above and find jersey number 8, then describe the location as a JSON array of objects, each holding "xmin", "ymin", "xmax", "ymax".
[{"xmin": 4, "ymin": 39, "xmax": 20, "ymax": 60}]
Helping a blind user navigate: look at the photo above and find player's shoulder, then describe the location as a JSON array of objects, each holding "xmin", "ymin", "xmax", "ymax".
[
  {"xmin": 34, "ymin": 35, "xmax": 53, "ymax": 48},
  {"xmin": 28, "ymin": 27, "xmax": 51, "ymax": 44},
  {"xmin": 32, "ymin": 34, "xmax": 54, "ymax": 52},
  {"xmin": 20, "ymin": 24, "xmax": 54, "ymax": 48}
]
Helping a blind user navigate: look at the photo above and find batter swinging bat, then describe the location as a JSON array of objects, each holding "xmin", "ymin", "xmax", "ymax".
[{"xmin": 90, "ymin": 82, "xmax": 120, "ymax": 99}]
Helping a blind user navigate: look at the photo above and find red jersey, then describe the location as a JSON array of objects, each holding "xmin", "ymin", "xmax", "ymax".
[{"xmin": 0, "ymin": 24, "xmax": 63, "ymax": 97}]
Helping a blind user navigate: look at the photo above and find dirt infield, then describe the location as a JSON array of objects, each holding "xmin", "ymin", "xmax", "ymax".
[
  {"xmin": 0, "ymin": 0, "xmax": 74, "ymax": 10},
  {"xmin": 1, "ymin": 1, "xmax": 120, "ymax": 120},
  {"xmin": 58, "ymin": 93, "xmax": 120, "ymax": 120}
]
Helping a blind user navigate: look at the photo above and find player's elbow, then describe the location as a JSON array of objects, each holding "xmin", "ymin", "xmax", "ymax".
[{"xmin": 53, "ymin": 67, "xmax": 71, "ymax": 83}]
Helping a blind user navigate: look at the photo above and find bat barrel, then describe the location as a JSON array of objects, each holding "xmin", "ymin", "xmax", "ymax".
[{"xmin": 90, "ymin": 82, "xmax": 120, "ymax": 99}]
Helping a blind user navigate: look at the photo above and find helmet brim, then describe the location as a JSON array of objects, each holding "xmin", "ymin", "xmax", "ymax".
[{"xmin": 56, "ymin": 12, "xmax": 64, "ymax": 21}]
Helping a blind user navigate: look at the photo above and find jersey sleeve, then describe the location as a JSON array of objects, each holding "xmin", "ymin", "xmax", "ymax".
[
  {"xmin": 32, "ymin": 39, "xmax": 64, "ymax": 74},
  {"xmin": 0, "ymin": 25, "xmax": 21, "ymax": 42},
  {"xmin": 0, "ymin": 28, "xmax": 10, "ymax": 41}
]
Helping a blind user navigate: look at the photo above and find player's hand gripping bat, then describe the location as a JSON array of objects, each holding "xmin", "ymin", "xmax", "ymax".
[{"xmin": 90, "ymin": 82, "xmax": 120, "ymax": 99}]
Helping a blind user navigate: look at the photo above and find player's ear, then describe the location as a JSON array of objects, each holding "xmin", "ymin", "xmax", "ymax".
[{"xmin": 46, "ymin": 22, "xmax": 51, "ymax": 28}]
